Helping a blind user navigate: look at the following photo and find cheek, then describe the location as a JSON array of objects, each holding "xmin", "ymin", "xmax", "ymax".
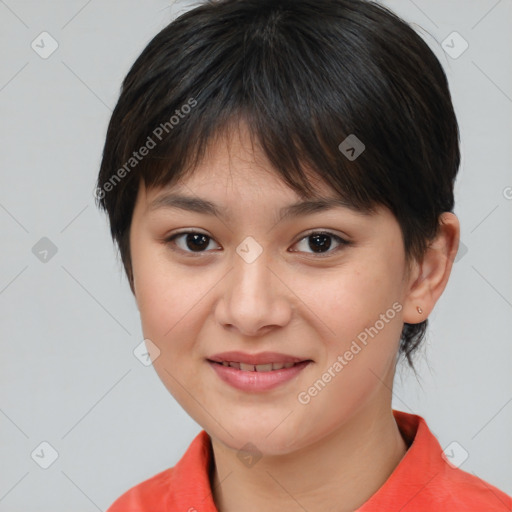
[
  {"xmin": 289, "ymin": 265, "xmax": 404, "ymax": 447},
  {"xmin": 297, "ymin": 258, "xmax": 404, "ymax": 343},
  {"xmin": 132, "ymin": 250, "xmax": 209, "ymax": 404},
  {"xmin": 132, "ymin": 242, "xmax": 192, "ymax": 341},
  {"xmin": 132, "ymin": 245, "xmax": 222, "ymax": 380}
]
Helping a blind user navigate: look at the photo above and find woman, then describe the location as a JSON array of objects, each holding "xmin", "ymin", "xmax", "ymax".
[{"xmin": 96, "ymin": 0, "xmax": 512, "ymax": 510}]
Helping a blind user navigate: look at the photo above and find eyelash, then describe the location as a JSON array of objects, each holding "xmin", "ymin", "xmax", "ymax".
[{"xmin": 164, "ymin": 230, "xmax": 351, "ymax": 258}]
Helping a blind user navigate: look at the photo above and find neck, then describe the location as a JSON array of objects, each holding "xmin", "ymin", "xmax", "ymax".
[{"xmin": 210, "ymin": 399, "xmax": 408, "ymax": 512}]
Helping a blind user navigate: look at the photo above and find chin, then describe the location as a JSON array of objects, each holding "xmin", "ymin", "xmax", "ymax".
[{"xmin": 205, "ymin": 417, "xmax": 309, "ymax": 456}]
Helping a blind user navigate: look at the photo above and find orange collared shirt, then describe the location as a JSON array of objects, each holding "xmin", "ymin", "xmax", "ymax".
[{"xmin": 106, "ymin": 410, "xmax": 511, "ymax": 511}]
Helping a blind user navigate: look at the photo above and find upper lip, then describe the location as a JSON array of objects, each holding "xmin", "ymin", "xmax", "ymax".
[{"xmin": 208, "ymin": 351, "xmax": 308, "ymax": 365}]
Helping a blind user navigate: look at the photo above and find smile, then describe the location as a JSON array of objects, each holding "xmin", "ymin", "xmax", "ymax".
[
  {"xmin": 216, "ymin": 361, "xmax": 297, "ymax": 372},
  {"xmin": 208, "ymin": 358, "xmax": 312, "ymax": 392}
]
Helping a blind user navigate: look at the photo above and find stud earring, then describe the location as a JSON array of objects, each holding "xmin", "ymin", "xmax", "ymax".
[{"xmin": 417, "ymin": 306, "xmax": 423, "ymax": 314}]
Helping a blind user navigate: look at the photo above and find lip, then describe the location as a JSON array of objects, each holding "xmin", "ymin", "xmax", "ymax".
[
  {"xmin": 207, "ymin": 352, "xmax": 312, "ymax": 392},
  {"xmin": 208, "ymin": 351, "xmax": 305, "ymax": 365}
]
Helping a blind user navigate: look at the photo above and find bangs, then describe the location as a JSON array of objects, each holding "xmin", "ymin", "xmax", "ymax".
[
  {"xmin": 116, "ymin": 31, "xmax": 390, "ymax": 214},
  {"xmin": 136, "ymin": 106, "xmax": 379, "ymax": 212}
]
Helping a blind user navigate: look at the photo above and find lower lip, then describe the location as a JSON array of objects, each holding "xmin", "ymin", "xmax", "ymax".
[{"xmin": 208, "ymin": 360, "xmax": 311, "ymax": 392}]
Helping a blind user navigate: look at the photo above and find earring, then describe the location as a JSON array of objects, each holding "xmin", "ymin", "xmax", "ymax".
[{"xmin": 417, "ymin": 306, "xmax": 423, "ymax": 314}]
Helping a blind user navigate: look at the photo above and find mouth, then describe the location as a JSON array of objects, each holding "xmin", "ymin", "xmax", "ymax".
[
  {"xmin": 207, "ymin": 352, "xmax": 312, "ymax": 392},
  {"xmin": 209, "ymin": 361, "xmax": 301, "ymax": 372}
]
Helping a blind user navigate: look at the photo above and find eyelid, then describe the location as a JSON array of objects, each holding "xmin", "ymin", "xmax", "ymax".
[
  {"xmin": 290, "ymin": 230, "xmax": 351, "ymax": 257},
  {"xmin": 165, "ymin": 229, "xmax": 220, "ymax": 256},
  {"xmin": 293, "ymin": 228, "xmax": 350, "ymax": 244}
]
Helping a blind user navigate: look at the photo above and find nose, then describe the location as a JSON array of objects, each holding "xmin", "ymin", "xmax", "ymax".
[{"xmin": 215, "ymin": 246, "xmax": 292, "ymax": 337}]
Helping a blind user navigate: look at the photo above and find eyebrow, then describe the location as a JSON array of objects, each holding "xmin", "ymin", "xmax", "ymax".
[{"xmin": 147, "ymin": 193, "xmax": 362, "ymax": 222}]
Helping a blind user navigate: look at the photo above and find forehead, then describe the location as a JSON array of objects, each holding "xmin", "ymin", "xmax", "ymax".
[
  {"xmin": 141, "ymin": 150, "xmax": 355, "ymax": 222},
  {"xmin": 131, "ymin": 121, "xmax": 395, "ymax": 237},
  {"xmin": 145, "ymin": 120, "xmax": 336, "ymax": 201},
  {"xmin": 135, "ymin": 118, "xmax": 379, "ymax": 222}
]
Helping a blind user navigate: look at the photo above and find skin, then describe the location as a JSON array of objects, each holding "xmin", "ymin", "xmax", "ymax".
[{"xmin": 129, "ymin": 121, "xmax": 460, "ymax": 512}]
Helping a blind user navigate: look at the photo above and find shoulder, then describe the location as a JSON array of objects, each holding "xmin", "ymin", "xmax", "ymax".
[
  {"xmin": 414, "ymin": 413, "xmax": 512, "ymax": 510},
  {"xmin": 106, "ymin": 466, "xmax": 176, "ymax": 512},
  {"xmin": 360, "ymin": 411, "xmax": 512, "ymax": 511},
  {"xmin": 427, "ymin": 463, "xmax": 512, "ymax": 510},
  {"xmin": 105, "ymin": 430, "xmax": 214, "ymax": 512}
]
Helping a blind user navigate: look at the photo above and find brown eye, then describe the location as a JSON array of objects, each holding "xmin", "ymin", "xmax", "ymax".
[
  {"xmin": 167, "ymin": 231, "xmax": 220, "ymax": 253},
  {"xmin": 292, "ymin": 231, "xmax": 349, "ymax": 256}
]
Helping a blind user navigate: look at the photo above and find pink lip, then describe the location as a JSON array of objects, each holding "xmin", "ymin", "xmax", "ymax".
[
  {"xmin": 207, "ymin": 359, "xmax": 312, "ymax": 392},
  {"xmin": 208, "ymin": 351, "xmax": 305, "ymax": 365}
]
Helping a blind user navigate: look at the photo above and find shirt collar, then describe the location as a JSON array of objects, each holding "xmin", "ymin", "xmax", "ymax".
[
  {"xmin": 357, "ymin": 409, "xmax": 442, "ymax": 510},
  {"xmin": 168, "ymin": 409, "xmax": 441, "ymax": 511}
]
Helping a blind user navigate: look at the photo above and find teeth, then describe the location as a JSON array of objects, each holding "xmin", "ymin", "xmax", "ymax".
[
  {"xmin": 220, "ymin": 361, "xmax": 298, "ymax": 371},
  {"xmin": 255, "ymin": 363, "xmax": 273, "ymax": 372}
]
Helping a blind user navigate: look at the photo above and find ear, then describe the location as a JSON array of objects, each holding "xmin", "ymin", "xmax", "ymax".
[{"xmin": 402, "ymin": 212, "xmax": 460, "ymax": 324}]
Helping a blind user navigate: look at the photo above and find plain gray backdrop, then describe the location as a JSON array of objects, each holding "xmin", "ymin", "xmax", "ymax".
[{"xmin": 1, "ymin": 0, "xmax": 511, "ymax": 510}]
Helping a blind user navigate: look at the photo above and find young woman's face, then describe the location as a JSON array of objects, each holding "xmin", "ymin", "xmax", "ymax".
[{"xmin": 129, "ymin": 123, "xmax": 417, "ymax": 455}]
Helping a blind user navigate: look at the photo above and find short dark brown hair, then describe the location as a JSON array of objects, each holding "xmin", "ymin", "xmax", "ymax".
[{"xmin": 96, "ymin": 0, "xmax": 460, "ymax": 367}]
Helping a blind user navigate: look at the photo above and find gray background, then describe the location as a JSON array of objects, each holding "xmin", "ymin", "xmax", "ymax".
[{"xmin": 1, "ymin": 0, "xmax": 511, "ymax": 510}]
